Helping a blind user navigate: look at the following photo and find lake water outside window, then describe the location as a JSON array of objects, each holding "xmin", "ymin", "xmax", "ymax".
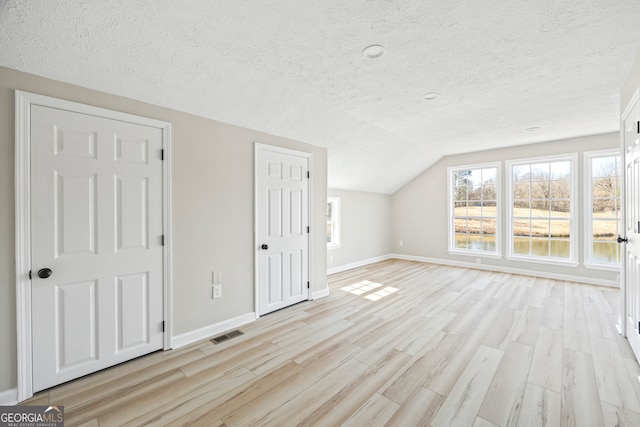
[{"xmin": 449, "ymin": 163, "xmax": 500, "ymax": 255}]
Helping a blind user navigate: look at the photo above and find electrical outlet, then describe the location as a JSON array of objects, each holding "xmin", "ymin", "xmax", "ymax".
[
  {"xmin": 399, "ymin": 240, "xmax": 404, "ymax": 247},
  {"xmin": 213, "ymin": 284, "xmax": 222, "ymax": 299},
  {"xmin": 330, "ymin": 256, "xmax": 334, "ymax": 264},
  {"xmin": 476, "ymin": 258, "xmax": 481, "ymax": 265}
]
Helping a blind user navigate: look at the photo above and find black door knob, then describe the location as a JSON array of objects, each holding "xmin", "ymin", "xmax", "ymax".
[
  {"xmin": 38, "ymin": 268, "xmax": 53, "ymax": 279},
  {"xmin": 261, "ymin": 244, "xmax": 269, "ymax": 250},
  {"xmin": 618, "ymin": 236, "xmax": 628, "ymax": 243}
]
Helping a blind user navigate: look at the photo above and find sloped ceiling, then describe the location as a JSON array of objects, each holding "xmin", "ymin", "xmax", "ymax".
[{"xmin": 1, "ymin": 0, "xmax": 639, "ymax": 193}]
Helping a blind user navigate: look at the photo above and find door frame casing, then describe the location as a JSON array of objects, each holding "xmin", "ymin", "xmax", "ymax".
[
  {"xmin": 254, "ymin": 143, "xmax": 312, "ymax": 317},
  {"xmin": 14, "ymin": 91, "xmax": 173, "ymax": 402}
]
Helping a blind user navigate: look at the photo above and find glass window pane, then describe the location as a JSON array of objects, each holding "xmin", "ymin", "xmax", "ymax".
[
  {"xmin": 482, "ymin": 203, "xmax": 497, "ymax": 217},
  {"xmin": 592, "ymin": 242, "xmax": 618, "ymax": 264},
  {"xmin": 454, "ymin": 234, "xmax": 468, "ymax": 249},
  {"xmin": 531, "ymin": 238, "xmax": 550, "ymax": 257},
  {"xmin": 550, "ymin": 180, "xmax": 570, "ymax": 198},
  {"xmin": 550, "ymin": 200, "xmax": 570, "ymax": 217},
  {"xmin": 592, "ymin": 157, "xmax": 617, "ymax": 178},
  {"xmin": 482, "ymin": 168, "xmax": 496, "ymax": 183},
  {"xmin": 466, "ymin": 217, "xmax": 480, "ymax": 233},
  {"xmin": 550, "ymin": 239, "xmax": 570, "ymax": 258},
  {"xmin": 550, "ymin": 161, "xmax": 570, "ymax": 180},
  {"xmin": 513, "ymin": 237, "xmax": 530, "ymax": 255},
  {"xmin": 481, "ymin": 235, "xmax": 497, "ymax": 252},
  {"xmin": 469, "ymin": 185, "xmax": 482, "ymax": 201},
  {"xmin": 514, "ymin": 182, "xmax": 530, "ymax": 199},
  {"xmin": 592, "ymin": 199, "xmax": 615, "ymax": 215},
  {"xmin": 532, "ymin": 219, "xmax": 550, "ymax": 238},
  {"xmin": 531, "ymin": 182, "xmax": 549, "ymax": 200},
  {"xmin": 513, "ymin": 201, "xmax": 530, "ymax": 216},
  {"xmin": 482, "ymin": 184, "xmax": 496, "ymax": 201},
  {"xmin": 531, "ymin": 199, "xmax": 549, "ymax": 212},
  {"xmin": 466, "ymin": 235, "xmax": 482, "ymax": 251},
  {"xmin": 592, "ymin": 220, "xmax": 616, "ymax": 241},
  {"xmin": 514, "ymin": 165, "xmax": 530, "ymax": 181},
  {"xmin": 550, "ymin": 220, "xmax": 569, "ymax": 238},
  {"xmin": 531, "ymin": 163, "xmax": 550, "ymax": 181},
  {"xmin": 513, "ymin": 219, "xmax": 531, "ymax": 237},
  {"xmin": 327, "ymin": 223, "xmax": 332, "ymax": 242},
  {"xmin": 454, "ymin": 218, "xmax": 468, "ymax": 233},
  {"xmin": 481, "ymin": 218, "xmax": 497, "ymax": 235}
]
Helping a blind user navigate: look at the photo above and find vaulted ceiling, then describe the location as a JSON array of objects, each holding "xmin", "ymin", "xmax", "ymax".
[{"xmin": 1, "ymin": 1, "xmax": 639, "ymax": 193}]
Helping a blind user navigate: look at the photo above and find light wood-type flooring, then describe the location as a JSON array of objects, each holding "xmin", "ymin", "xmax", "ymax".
[{"xmin": 23, "ymin": 259, "xmax": 640, "ymax": 426}]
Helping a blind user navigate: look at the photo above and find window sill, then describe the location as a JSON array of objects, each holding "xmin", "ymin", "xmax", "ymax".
[
  {"xmin": 327, "ymin": 244, "xmax": 341, "ymax": 251},
  {"xmin": 584, "ymin": 262, "xmax": 621, "ymax": 272},
  {"xmin": 506, "ymin": 255, "xmax": 578, "ymax": 268},
  {"xmin": 448, "ymin": 250, "xmax": 502, "ymax": 259}
]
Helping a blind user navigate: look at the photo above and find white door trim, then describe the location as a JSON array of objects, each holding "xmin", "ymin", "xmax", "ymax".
[
  {"xmin": 14, "ymin": 91, "xmax": 173, "ymax": 402},
  {"xmin": 254, "ymin": 143, "xmax": 312, "ymax": 317}
]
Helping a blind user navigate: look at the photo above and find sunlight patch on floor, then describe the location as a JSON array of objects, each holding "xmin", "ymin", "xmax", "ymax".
[{"xmin": 341, "ymin": 280, "xmax": 399, "ymax": 301}]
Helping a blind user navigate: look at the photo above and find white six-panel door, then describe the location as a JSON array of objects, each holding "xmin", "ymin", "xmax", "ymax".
[
  {"xmin": 256, "ymin": 145, "xmax": 310, "ymax": 316},
  {"xmin": 30, "ymin": 104, "xmax": 165, "ymax": 392},
  {"xmin": 623, "ymin": 90, "xmax": 640, "ymax": 363}
]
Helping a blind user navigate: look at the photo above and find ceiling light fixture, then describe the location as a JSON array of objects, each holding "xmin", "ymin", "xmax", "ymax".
[
  {"xmin": 362, "ymin": 44, "xmax": 386, "ymax": 59},
  {"xmin": 423, "ymin": 92, "xmax": 439, "ymax": 100}
]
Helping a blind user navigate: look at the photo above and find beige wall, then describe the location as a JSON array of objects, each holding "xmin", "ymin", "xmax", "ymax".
[
  {"xmin": 391, "ymin": 133, "xmax": 620, "ymax": 284},
  {"xmin": 622, "ymin": 48, "xmax": 640, "ymax": 110},
  {"xmin": 0, "ymin": 66, "xmax": 327, "ymax": 393},
  {"xmin": 327, "ymin": 189, "xmax": 391, "ymax": 270}
]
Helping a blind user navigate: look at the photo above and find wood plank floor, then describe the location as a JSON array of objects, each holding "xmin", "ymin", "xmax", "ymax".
[{"xmin": 23, "ymin": 260, "xmax": 640, "ymax": 426}]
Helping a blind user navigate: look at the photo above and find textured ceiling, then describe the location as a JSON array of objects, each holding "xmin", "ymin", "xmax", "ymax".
[{"xmin": 1, "ymin": 1, "xmax": 639, "ymax": 193}]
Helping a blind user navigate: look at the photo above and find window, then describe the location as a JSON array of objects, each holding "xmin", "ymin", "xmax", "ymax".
[
  {"xmin": 585, "ymin": 150, "xmax": 621, "ymax": 269},
  {"xmin": 327, "ymin": 197, "xmax": 341, "ymax": 249},
  {"xmin": 506, "ymin": 154, "xmax": 578, "ymax": 265},
  {"xmin": 448, "ymin": 163, "xmax": 500, "ymax": 256}
]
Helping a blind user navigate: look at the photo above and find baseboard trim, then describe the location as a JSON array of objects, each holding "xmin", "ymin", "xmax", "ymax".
[
  {"xmin": 171, "ymin": 312, "xmax": 257, "ymax": 349},
  {"xmin": 312, "ymin": 287, "xmax": 330, "ymax": 300},
  {"xmin": 0, "ymin": 388, "xmax": 18, "ymax": 406},
  {"xmin": 391, "ymin": 254, "xmax": 619, "ymax": 288},
  {"xmin": 327, "ymin": 254, "xmax": 394, "ymax": 275}
]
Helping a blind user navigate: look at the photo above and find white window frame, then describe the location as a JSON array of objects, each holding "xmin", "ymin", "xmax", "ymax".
[
  {"xmin": 584, "ymin": 149, "xmax": 621, "ymax": 271},
  {"xmin": 506, "ymin": 153, "xmax": 579, "ymax": 267},
  {"xmin": 447, "ymin": 162, "xmax": 502, "ymax": 258},
  {"xmin": 327, "ymin": 197, "xmax": 341, "ymax": 250}
]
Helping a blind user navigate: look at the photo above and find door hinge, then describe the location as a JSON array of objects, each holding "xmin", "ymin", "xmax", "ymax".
[
  {"xmin": 307, "ymin": 281, "xmax": 310, "ymax": 289},
  {"xmin": 28, "ymin": 270, "xmax": 32, "ymax": 280},
  {"xmin": 307, "ymin": 171, "xmax": 310, "ymax": 179},
  {"xmin": 637, "ymin": 121, "xmax": 639, "ymax": 134},
  {"xmin": 307, "ymin": 226, "xmax": 310, "ymax": 233},
  {"xmin": 161, "ymin": 235, "xmax": 165, "ymax": 246},
  {"xmin": 161, "ymin": 149, "xmax": 165, "ymax": 160},
  {"xmin": 162, "ymin": 321, "xmax": 165, "ymax": 332}
]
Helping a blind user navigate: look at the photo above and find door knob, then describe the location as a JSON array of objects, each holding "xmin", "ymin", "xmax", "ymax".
[
  {"xmin": 37, "ymin": 268, "xmax": 53, "ymax": 279},
  {"xmin": 618, "ymin": 236, "xmax": 628, "ymax": 243},
  {"xmin": 261, "ymin": 244, "xmax": 269, "ymax": 250}
]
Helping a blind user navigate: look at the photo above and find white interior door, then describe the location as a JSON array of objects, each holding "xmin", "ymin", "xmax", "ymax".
[
  {"xmin": 256, "ymin": 145, "xmax": 310, "ymax": 316},
  {"xmin": 30, "ymin": 104, "xmax": 165, "ymax": 392},
  {"xmin": 622, "ymin": 89, "xmax": 640, "ymax": 362}
]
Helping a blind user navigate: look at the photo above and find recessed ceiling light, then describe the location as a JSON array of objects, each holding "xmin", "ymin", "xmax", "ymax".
[
  {"xmin": 525, "ymin": 126, "xmax": 540, "ymax": 131},
  {"xmin": 423, "ymin": 92, "xmax": 439, "ymax": 100},
  {"xmin": 362, "ymin": 44, "xmax": 386, "ymax": 59}
]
